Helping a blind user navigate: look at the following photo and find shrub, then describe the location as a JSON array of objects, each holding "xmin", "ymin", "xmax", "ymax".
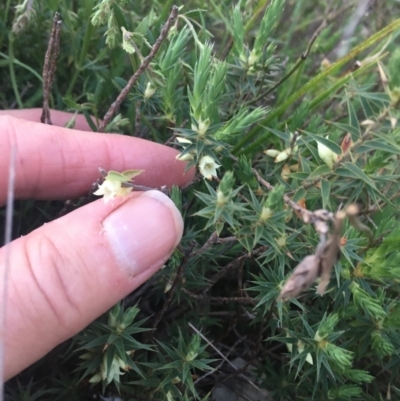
[{"xmin": 2, "ymin": 0, "xmax": 400, "ymax": 400}]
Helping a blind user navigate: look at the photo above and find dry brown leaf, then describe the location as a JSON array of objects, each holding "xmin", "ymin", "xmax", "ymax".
[{"xmin": 279, "ymin": 255, "xmax": 320, "ymax": 301}]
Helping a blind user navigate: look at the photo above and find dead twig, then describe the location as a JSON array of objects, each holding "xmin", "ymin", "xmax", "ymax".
[
  {"xmin": 279, "ymin": 205, "xmax": 367, "ymax": 301},
  {"xmin": 247, "ymin": 29, "xmax": 320, "ymax": 106},
  {"xmin": 253, "ymin": 167, "xmax": 334, "ymax": 225},
  {"xmin": 98, "ymin": 6, "xmax": 179, "ymax": 132},
  {"xmin": 41, "ymin": 12, "xmax": 62, "ymax": 125},
  {"xmin": 134, "ymin": 101, "xmax": 141, "ymax": 137}
]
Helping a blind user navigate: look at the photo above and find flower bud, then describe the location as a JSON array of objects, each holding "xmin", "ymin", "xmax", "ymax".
[
  {"xmin": 144, "ymin": 82, "xmax": 156, "ymax": 99},
  {"xmin": 275, "ymin": 149, "xmax": 290, "ymax": 163},
  {"xmin": 317, "ymin": 137, "xmax": 339, "ymax": 168},
  {"xmin": 186, "ymin": 335, "xmax": 201, "ymax": 362},
  {"xmin": 264, "ymin": 149, "xmax": 280, "ymax": 158},
  {"xmin": 197, "ymin": 118, "xmax": 210, "ymax": 136},
  {"xmin": 248, "ymin": 49, "xmax": 259, "ymax": 66},
  {"xmin": 260, "ymin": 206, "xmax": 273, "ymax": 222}
]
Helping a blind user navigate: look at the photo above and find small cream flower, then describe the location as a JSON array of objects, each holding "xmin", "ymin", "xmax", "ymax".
[
  {"xmin": 93, "ymin": 169, "xmax": 143, "ymax": 203},
  {"xmin": 317, "ymin": 137, "xmax": 339, "ymax": 169},
  {"xmin": 198, "ymin": 155, "xmax": 221, "ymax": 180}
]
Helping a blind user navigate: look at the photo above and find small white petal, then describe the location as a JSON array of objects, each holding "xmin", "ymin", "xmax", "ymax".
[
  {"xmin": 176, "ymin": 152, "xmax": 194, "ymax": 161},
  {"xmin": 176, "ymin": 137, "xmax": 193, "ymax": 144},
  {"xmin": 198, "ymin": 155, "xmax": 221, "ymax": 180}
]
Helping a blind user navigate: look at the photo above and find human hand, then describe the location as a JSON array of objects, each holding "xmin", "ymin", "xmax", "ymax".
[{"xmin": 0, "ymin": 109, "xmax": 194, "ymax": 380}]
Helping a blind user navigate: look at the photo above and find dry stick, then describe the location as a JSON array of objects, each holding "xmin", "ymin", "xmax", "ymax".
[
  {"xmin": 135, "ymin": 100, "xmax": 141, "ymax": 137},
  {"xmin": 0, "ymin": 147, "xmax": 16, "ymax": 400},
  {"xmin": 188, "ymin": 323, "xmax": 263, "ymax": 392},
  {"xmin": 209, "ymin": 296, "xmax": 256, "ymax": 304},
  {"xmin": 48, "ymin": 20, "xmax": 62, "ymax": 88},
  {"xmin": 41, "ymin": 12, "xmax": 62, "ymax": 125},
  {"xmin": 252, "ymin": 167, "xmax": 327, "ymax": 223},
  {"xmin": 98, "ymin": 5, "xmax": 179, "ymax": 132},
  {"xmin": 194, "ymin": 338, "xmax": 243, "ymax": 385}
]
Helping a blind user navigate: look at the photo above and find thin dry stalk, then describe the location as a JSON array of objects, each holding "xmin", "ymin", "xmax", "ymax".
[
  {"xmin": 188, "ymin": 323, "xmax": 262, "ymax": 392},
  {"xmin": 98, "ymin": 6, "xmax": 179, "ymax": 132},
  {"xmin": 41, "ymin": 12, "xmax": 62, "ymax": 125},
  {"xmin": 135, "ymin": 101, "xmax": 141, "ymax": 137}
]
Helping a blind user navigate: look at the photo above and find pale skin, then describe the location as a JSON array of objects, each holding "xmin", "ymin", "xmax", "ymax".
[{"xmin": 0, "ymin": 109, "xmax": 195, "ymax": 380}]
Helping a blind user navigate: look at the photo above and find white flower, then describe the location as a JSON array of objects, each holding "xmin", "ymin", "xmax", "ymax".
[
  {"xmin": 94, "ymin": 180, "xmax": 131, "ymax": 203},
  {"xmin": 198, "ymin": 155, "xmax": 221, "ymax": 180},
  {"xmin": 93, "ymin": 169, "xmax": 143, "ymax": 203},
  {"xmin": 317, "ymin": 137, "xmax": 339, "ymax": 169},
  {"xmin": 176, "ymin": 137, "xmax": 193, "ymax": 144}
]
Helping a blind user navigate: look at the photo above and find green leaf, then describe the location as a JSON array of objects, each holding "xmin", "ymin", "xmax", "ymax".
[
  {"xmin": 329, "ymin": 121, "xmax": 361, "ymax": 140},
  {"xmin": 308, "ymin": 164, "xmax": 332, "ymax": 179},
  {"xmin": 303, "ymin": 131, "xmax": 342, "ymax": 155},
  {"xmin": 292, "ymin": 186, "xmax": 307, "ymax": 202},
  {"xmin": 346, "ymin": 93, "xmax": 361, "ymax": 140},
  {"xmin": 336, "ymin": 162, "xmax": 376, "ymax": 189},
  {"xmin": 355, "ymin": 139, "xmax": 400, "ymax": 155},
  {"xmin": 321, "ymin": 178, "xmax": 331, "ymax": 209}
]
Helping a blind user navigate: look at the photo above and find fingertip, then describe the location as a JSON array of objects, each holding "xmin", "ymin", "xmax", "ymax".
[{"xmin": 102, "ymin": 190, "xmax": 183, "ymax": 277}]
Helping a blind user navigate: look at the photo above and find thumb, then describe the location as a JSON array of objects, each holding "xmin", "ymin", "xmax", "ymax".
[{"xmin": 2, "ymin": 190, "xmax": 183, "ymax": 380}]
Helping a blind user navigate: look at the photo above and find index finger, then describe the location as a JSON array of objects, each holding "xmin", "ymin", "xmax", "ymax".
[
  {"xmin": 0, "ymin": 114, "xmax": 194, "ymax": 205},
  {"xmin": 0, "ymin": 108, "xmax": 95, "ymax": 131}
]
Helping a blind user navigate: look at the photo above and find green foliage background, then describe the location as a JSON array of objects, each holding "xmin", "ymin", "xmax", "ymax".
[{"xmin": 2, "ymin": 0, "xmax": 400, "ymax": 400}]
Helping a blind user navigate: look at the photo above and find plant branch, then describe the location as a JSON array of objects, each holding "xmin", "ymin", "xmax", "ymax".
[
  {"xmin": 41, "ymin": 12, "xmax": 62, "ymax": 125},
  {"xmin": 246, "ymin": 28, "xmax": 320, "ymax": 107},
  {"xmin": 98, "ymin": 6, "xmax": 179, "ymax": 132}
]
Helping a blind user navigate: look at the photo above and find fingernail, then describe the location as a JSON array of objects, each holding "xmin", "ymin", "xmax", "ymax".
[{"xmin": 102, "ymin": 190, "xmax": 183, "ymax": 276}]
